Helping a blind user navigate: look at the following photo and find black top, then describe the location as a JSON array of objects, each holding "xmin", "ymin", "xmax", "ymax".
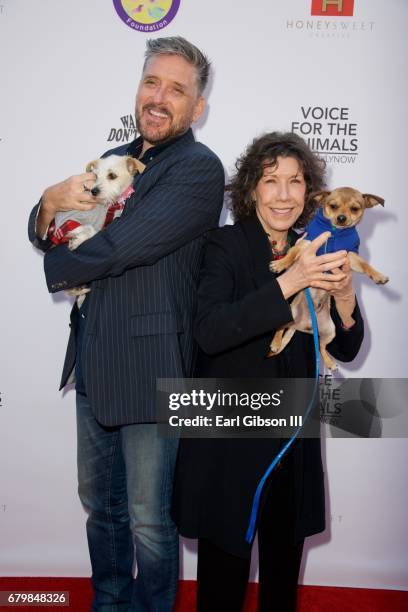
[{"xmin": 172, "ymin": 214, "xmax": 364, "ymax": 558}]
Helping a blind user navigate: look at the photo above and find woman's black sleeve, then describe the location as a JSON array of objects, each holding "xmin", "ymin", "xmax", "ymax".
[
  {"xmin": 327, "ymin": 298, "xmax": 364, "ymax": 362},
  {"xmin": 194, "ymin": 233, "xmax": 293, "ymax": 355}
]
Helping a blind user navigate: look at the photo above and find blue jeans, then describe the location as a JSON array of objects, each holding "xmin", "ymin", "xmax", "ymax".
[{"xmin": 76, "ymin": 393, "xmax": 179, "ymax": 612}]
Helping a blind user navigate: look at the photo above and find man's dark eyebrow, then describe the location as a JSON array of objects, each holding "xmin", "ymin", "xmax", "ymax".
[
  {"xmin": 172, "ymin": 80, "xmax": 188, "ymax": 90},
  {"xmin": 143, "ymin": 74, "xmax": 188, "ymax": 91}
]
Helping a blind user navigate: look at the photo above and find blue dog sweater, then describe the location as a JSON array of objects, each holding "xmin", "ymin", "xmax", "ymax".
[{"xmin": 305, "ymin": 208, "xmax": 360, "ymax": 255}]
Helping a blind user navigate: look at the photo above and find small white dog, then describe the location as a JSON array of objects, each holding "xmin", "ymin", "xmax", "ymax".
[{"xmin": 50, "ymin": 154, "xmax": 145, "ymax": 304}]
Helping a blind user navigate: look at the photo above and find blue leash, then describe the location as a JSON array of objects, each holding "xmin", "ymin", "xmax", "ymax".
[{"xmin": 245, "ymin": 287, "xmax": 320, "ymax": 544}]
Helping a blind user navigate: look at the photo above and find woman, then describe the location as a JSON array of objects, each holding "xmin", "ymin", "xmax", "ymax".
[{"xmin": 172, "ymin": 132, "xmax": 364, "ymax": 611}]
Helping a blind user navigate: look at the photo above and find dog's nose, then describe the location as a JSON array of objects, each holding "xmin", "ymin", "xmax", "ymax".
[
  {"xmin": 91, "ymin": 187, "xmax": 100, "ymax": 197},
  {"xmin": 337, "ymin": 215, "xmax": 347, "ymax": 224}
]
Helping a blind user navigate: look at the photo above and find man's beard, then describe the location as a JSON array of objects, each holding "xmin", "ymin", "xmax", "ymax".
[{"xmin": 135, "ymin": 104, "xmax": 193, "ymax": 146}]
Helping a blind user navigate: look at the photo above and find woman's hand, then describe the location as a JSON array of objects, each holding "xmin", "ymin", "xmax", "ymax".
[
  {"xmin": 328, "ymin": 256, "xmax": 356, "ymax": 328},
  {"xmin": 277, "ymin": 232, "xmax": 348, "ymax": 298}
]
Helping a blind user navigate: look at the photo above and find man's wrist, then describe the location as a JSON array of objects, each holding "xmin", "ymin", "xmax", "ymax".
[
  {"xmin": 40, "ymin": 188, "xmax": 55, "ymax": 217},
  {"xmin": 36, "ymin": 197, "xmax": 54, "ymax": 240}
]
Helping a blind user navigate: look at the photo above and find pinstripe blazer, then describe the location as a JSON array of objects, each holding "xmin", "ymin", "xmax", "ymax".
[{"xmin": 28, "ymin": 129, "xmax": 225, "ymax": 425}]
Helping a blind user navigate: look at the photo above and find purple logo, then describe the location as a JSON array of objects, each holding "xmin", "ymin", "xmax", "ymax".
[{"xmin": 113, "ymin": 0, "xmax": 181, "ymax": 32}]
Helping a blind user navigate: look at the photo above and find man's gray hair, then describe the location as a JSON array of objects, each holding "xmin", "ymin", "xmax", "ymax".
[{"xmin": 144, "ymin": 36, "xmax": 210, "ymax": 95}]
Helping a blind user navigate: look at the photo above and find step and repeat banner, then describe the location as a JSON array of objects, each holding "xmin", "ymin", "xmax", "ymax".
[{"xmin": 1, "ymin": 0, "xmax": 407, "ymax": 590}]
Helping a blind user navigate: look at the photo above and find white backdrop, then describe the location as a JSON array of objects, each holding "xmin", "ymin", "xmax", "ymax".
[{"xmin": 1, "ymin": 0, "xmax": 407, "ymax": 590}]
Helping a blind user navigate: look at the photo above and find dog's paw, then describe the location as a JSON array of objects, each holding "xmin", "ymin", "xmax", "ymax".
[
  {"xmin": 269, "ymin": 260, "xmax": 286, "ymax": 274},
  {"xmin": 65, "ymin": 285, "xmax": 91, "ymax": 298},
  {"xmin": 374, "ymin": 274, "xmax": 389, "ymax": 285},
  {"xmin": 324, "ymin": 357, "xmax": 338, "ymax": 371},
  {"xmin": 67, "ymin": 225, "xmax": 97, "ymax": 250}
]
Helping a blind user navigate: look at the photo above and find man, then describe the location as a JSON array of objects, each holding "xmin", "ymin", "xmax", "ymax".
[{"xmin": 28, "ymin": 36, "xmax": 225, "ymax": 611}]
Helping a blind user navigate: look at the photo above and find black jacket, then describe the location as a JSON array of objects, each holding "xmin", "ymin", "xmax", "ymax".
[{"xmin": 172, "ymin": 214, "xmax": 364, "ymax": 558}]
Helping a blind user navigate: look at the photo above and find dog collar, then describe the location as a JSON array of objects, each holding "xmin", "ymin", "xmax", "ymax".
[{"xmin": 117, "ymin": 184, "xmax": 135, "ymax": 206}]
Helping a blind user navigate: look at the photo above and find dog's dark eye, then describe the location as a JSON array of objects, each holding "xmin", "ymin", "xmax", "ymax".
[
  {"xmin": 329, "ymin": 203, "xmax": 338, "ymax": 210},
  {"xmin": 108, "ymin": 172, "xmax": 117, "ymax": 180},
  {"xmin": 351, "ymin": 206, "xmax": 360, "ymax": 213}
]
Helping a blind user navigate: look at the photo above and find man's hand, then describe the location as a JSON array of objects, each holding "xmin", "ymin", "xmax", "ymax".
[{"xmin": 36, "ymin": 172, "xmax": 99, "ymax": 239}]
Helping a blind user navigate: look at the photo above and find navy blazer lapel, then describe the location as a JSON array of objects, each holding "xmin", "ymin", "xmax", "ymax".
[
  {"xmin": 134, "ymin": 128, "xmax": 195, "ymax": 176},
  {"xmin": 124, "ymin": 129, "xmax": 196, "ymax": 210}
]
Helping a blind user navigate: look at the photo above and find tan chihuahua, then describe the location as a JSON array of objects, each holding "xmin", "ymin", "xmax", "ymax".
[{"xmin": 268, "ymin": 187, "xmax": 389, "ymax": 370}]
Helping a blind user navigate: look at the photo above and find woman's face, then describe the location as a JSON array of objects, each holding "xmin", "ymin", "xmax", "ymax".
[{"xmin": 253, "ymin": 156, "xmax": 306, "ymax": 237}]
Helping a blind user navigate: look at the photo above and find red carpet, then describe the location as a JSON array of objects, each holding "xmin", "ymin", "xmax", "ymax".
[{"xmin": 0, "ymin": 578, "xmax": 407, "ymax": 611}]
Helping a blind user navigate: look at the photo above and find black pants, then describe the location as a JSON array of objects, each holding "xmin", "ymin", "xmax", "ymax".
[{"xmin": 196, "ymin": 458, "xmax": 304, "ymax": 612}]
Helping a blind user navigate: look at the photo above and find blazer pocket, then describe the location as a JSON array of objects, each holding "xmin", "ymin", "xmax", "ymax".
[{"xmin": 130, "ymin": 312, "xmax": 183, "ymax": 337}]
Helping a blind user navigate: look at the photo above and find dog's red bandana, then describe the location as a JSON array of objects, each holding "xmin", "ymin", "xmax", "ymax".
[
  {"xmin": 48, "ymin": 185, "xmax": 135, "ymax": 245},
  {"xmin": 102, "ymin": 185, "xmax": 134, "ymax": 228}
]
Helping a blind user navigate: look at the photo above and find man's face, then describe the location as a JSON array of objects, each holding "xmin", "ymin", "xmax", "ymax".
[{"xmin": 135, "ymin": 54, "xmax": 205, "ymax": 148}]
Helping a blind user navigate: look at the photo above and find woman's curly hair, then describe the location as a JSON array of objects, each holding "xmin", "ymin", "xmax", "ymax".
[{"xmin": 227, "ymin": 131, "xmax": 326, "ymax": 228}]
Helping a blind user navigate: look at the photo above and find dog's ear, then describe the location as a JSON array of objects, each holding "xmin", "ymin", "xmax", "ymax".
[
  {"xmin": 310, "ymin": 191, "xmax": 331, "ymax": 205},
  {"xmin": 127, "ymin": 157, "xmax": 146, "ymax": 176},
  {"xmin": 86, "ymin": 160, "xmax": 98, "ymax": 173},
  {"xmin": 362, "ymin": 193, "xmax": 385, "ymax": 208}
]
